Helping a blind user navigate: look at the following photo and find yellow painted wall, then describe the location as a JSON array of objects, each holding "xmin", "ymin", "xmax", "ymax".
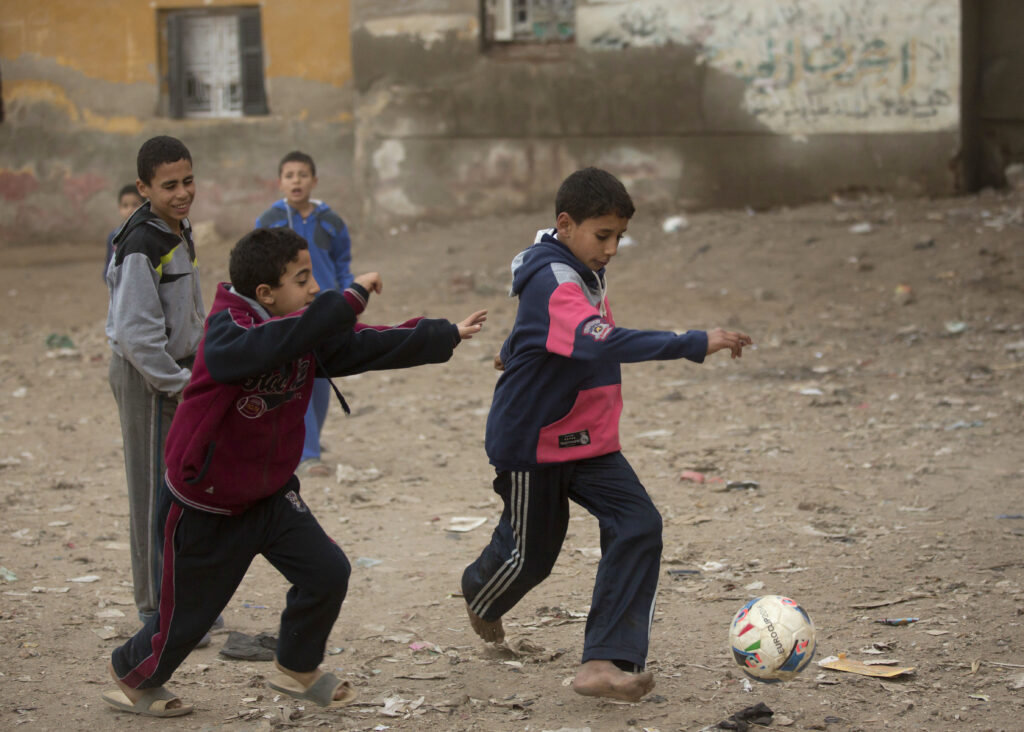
[{"xmin": 0, "ymin": 0, "xmax": 352, "ymax": 87}]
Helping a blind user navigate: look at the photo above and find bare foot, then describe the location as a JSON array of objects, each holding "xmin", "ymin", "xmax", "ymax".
[
  {"xmin": 273, "ymin": 659, "xmax": 350, "ymax": 702},
  {"xmin": 107, "ymin": 662, "xmax": 186, "ymax": 711},
  {"xmin": 571, "ymin": 659, "xmax": 656, "ymax": 702},
  {"xmin": 466, "ymin": 604, "xmax": 505, "ymax": 643}
]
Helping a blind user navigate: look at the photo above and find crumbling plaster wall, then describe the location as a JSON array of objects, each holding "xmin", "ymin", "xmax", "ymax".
[
  {"xmin": 0, "ymin": 0, "xmax": 355, "ymax": 245},
  {"xmin": 352, "ymin": 0, "xmax": 962, "ymax": 225}
]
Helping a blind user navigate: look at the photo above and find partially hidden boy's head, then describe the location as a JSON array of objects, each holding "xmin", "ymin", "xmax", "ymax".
[
  {"xmin": 136, "ymin": 136, "xmax": 194, "ymax": 235},
  {"xmin": 277, "ymin": 150, "xmax": 317, "ymax": 211},
  {"xmin": 118, "ymin": 184, "xmax": 144, "ymax": 221},
  {"xmin": 554, "ymin": 167, "xmax": 635, "ymax": 273},
  {"xmin": 230, "ymin": 227, "xmax": 320, "ymax": 317}
]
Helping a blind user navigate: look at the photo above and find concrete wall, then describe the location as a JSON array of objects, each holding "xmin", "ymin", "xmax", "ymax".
[
  {"xmin": 0, "ymin": 0, "xmax": 971, "ymax": 241},
  {"xmin": 0, "ymin": 0, "xmax": 355, "ymax": 246},
  {"xmin": 351, "ymin": 0, "xmax": 962, "ymax": 224}
]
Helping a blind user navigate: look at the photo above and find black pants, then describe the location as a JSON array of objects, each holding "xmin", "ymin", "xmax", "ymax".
[
  {"xmin": 462, "ymin": 451, "xmax": 662, "ymax": 669},
  {"xmin": 111, "ymin": 476, "xmax": 350, "ymax": 689}
]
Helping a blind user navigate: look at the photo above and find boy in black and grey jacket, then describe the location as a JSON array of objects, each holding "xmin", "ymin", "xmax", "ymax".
[{"xmin": 105, "ymin": 136, "xmax": 206, "ymax": 628}]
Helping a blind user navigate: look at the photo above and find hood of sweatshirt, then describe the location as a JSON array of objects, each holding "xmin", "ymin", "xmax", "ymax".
[
  {"xmin": 510, "ymin": 228, "xmax": 606, "ymax": 298},
  {"xmin": 111, "ymin": 200, "xmax": 188, "ymax": 249}
]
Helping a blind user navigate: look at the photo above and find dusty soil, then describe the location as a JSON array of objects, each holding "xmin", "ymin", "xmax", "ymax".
[{"xmin": 1, "ymin": 189, "xmax": 1022, "ymax": 732}]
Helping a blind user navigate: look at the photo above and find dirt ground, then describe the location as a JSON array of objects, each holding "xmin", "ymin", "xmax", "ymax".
[{"xmin": 1, "ymin": 188, "xmax": 1022, "ymax": 732}]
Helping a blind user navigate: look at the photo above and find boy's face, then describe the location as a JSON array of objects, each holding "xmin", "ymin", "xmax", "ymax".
[
  {"xmin": 137, "ymin": 158, "xmax": 194, "ymax": 234},
  {"xmin": 556, "ymin": 212, "xmax": 629, "ymax": 272},
  {"xmin": 258, "ymin": 248, "xmax": 320, "ymax": 317},
  {"xmin": 119, "ymin": 192, "xmax": 144, "ymax": 220},
  {"xmin": 279, "ymin": 161, "xmax": 317, "ymax": 209}
]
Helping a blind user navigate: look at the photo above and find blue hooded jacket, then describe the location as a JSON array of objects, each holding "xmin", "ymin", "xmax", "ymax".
[
  {"xmin": 485, "ymin": 228, "xmax": 708, "ymax": 470},
  {"xmin": 255, "ymin": 199, "xmax": 353, "ymax": 292}
]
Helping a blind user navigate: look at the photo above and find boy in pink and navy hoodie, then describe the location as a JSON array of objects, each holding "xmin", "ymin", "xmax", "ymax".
[
  {"xmin": 102, "ymin": 227, "xmax": 486, "ymax": 717},
  {"xmin": 462, "ymin": 168, "xmax": 751, "ymax": 703}
]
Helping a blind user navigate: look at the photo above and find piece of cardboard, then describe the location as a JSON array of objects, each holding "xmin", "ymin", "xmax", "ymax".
[{"xmin": 819, "ymin": 656, "xmax": 915, "ymax": 678}]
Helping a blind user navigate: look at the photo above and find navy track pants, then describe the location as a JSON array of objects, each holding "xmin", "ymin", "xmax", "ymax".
[
  {"xmin": 461, "ymin": 451, "xmax": 662, "ymax": 669},
  {"xmin": 111, "ymin": 476, "xmax": 350, "ymax": 689}
]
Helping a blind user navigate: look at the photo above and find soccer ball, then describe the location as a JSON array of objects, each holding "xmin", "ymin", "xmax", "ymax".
[{"xmin": 729, "ymin": 595, "xmax": 816, "ymax": 681}]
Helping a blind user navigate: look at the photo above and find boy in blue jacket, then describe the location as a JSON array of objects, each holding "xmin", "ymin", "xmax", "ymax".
[
  {"xmin": 102, "ymin": 227, "xmax": 486, "ymax": 717},
  {"xmin": 462, "ymin": 167, "xmax": 751, "ymax": 702},
  {"xmin": 256, "ymin": 151, "xmax": 354, "ymax": 477}
]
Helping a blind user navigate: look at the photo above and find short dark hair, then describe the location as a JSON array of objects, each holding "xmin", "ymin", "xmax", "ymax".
[
  {"xmin": 229, "ymin": 228, "xmax": 309, "ymax": 298},
  {"xmin": 278, "ymin": 150, "xmax": 316, "ymax": 178},
  {"xmin": 137, "ymin": 136, "xmax": 192, "ymax": 185},
  {"xmin": 555, "ymin": 167, "xmax": 635, "ymax": 224},
  {"xmin": 118, "ymin": 184, "xmax": 141, "ymax": 200}
]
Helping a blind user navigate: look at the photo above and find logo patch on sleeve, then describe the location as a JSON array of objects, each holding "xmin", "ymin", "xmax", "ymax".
[
  {"xmin": 582, "ymin": 318, "xmax": 613, "ymax": 342},
  {"xmin": 558, "ymin": 430, "xmax": 591, "ymax": 448}
]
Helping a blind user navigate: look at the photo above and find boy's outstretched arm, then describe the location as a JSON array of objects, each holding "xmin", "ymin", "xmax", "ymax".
[
  {"xmin": 706, "ymin": 328, "xmax": 753, "ymax": 359},
  {"xmin": 317, "ymin": 308, "xmax": 486, "ymax": 377}
]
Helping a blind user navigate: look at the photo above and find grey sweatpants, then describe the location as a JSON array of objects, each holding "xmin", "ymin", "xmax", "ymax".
[{"xmin": 109, "ymin": 352, "xmax": 179, "ymax": 620}]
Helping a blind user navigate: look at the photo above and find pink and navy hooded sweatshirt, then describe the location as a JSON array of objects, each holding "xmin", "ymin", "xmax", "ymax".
[
  {"xmin": 485, "ymin": 228, "xmax": 709, "ymax": 471},
  {"xmin": 165, "ymin": 282, "xmax": 459, "ymax": 515}
]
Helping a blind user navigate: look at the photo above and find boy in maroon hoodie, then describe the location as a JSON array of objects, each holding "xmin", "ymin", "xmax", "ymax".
[{"xmin": 101, "ymin": 227, "xmax": 486, "ymax": 717}]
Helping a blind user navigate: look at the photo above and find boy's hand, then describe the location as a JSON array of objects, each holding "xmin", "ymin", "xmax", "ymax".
[
  {"xmin": 706, "ymin": 328, "xmax": 753, "ymax": 359},
  {"xmin": 493, "ymin": 352, "xmax": 505, "ymax": 371},
  {"xmin": 457, "ymin": 310, "xmax": 488, "ymax": 341},
  {"xmin": 353, "ymin": 272, "xmax": 383, "ymax": 294}
]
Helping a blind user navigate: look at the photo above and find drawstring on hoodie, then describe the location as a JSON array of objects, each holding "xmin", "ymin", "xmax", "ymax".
[
  {"xmin": 313, "ymin": 352, "xmax": 351, "ymax": 415},
  {"xmin": 592, "ymin": 270, "xmax": 608, "ymax": 318}
]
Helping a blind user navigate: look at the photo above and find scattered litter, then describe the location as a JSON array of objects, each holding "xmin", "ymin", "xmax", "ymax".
[
  {"xmin": 996, "ymin": 514, "xmax": 1024, "ymax": 520},
  {"xmin": 336, "ymin": 464, "xmax": 383, "ymax": 484},
  {"xmin": 700, "ymin": 561, "xmax": 727, "ymax": 572},
  {"xmin": 849, "ymin": 222, "xmax": 873, "ymax": 234},
  {"xmin": 446, "ymin": 516, "xmax": 487, "ymax": 533},
  {"xmin": 1010, "ymin": 673, "xmax": 1024, "ymax": 689},
  {"xmin": 409, "ymin": 641, "xmax": 442, "ymax": 653},
  {"xmin": 12, "ymin": 387, "xmax": 27, "ymax": 398},
  {"xmin": 968, "ymin": 694, "xmax": 990, "ymax": 702},
  {"xmin": 68, "ymin": 575, "xmax": 100, "ymax": 583},
  {"xmin": 924, "ymin": 629, "xmax": 950, "ymax": 636},
  {"xmin": 96, "ymin": 608, "xmax": 125, "ymax": 619},
  {"xmin": 241, "ymin": 602, "xmax": 268, "ymax": 609},
  {"xmin": 818, "ymin": 654, "xmax": 914, "ymax": 678},
  {"xmin": 662, "ymin": 215, "xmax": 690, "ymax": 233},
  {"xmin": 0, "ymin": 567, "xmax": 17, "ymax": 582},
  {"xmin": 31, "ymin": 586, "xmax": 69, "ymax": 593},
  {"xmin": 355, "ymin": 557, "xmax": 383, "ymax": 568},
  {"xmin": 944, "ymin": 321, "xmax": 968, "ymax": 335},
  {"xmin": 946, "ymin": 420, "xmax": 984, "ymax": 430},
  {"xmin": 893, "ymin": 284, "xmax": 915, "ymax": 306},
  {"xmin": 45, "ymin": 334, "xmax": 75, "ymax": 349},
  {"xmin": 93, "ymin": 626, "xmax": 120, "ymax": 641},
  {"xmin": 875, "ymin": 618, "xmax": 919, "ymax": 626},
  {"xmin": 380, "ymin": 694, "xmax": 424, "ymax": 717},
  {"xmin": 575, "ymin": 547, "xmax": 602, "ymax": 559},
  {"xmin": 862, "ymin": 658, "xmax": 902, "ymax": 666},
  {"xmin": 667, "ymin": 569, "xmax": 700, "ymax": 578},
  {"xmin": 679, "ymin": 470, "xmax": 725, "ymax": 484},
  {"xmin": 220, "ymin": 631, "xmax": 277, "ymax": 661},
  {"xmin": 713, "ymin": 701, "xmax": 773, "ymax": 731},
  {"xmin": 724, "ymin": 481, "xmax": 759, "ymax": 491},
  {"xmin": 799, "ymin": 387, "xmax": 824, "ymax": 396},
  {"xmin": 744, "ymin": 581, "xmax": 765, "ymax": 591},
  {"xmin": 636, "ymin": 429, "xmax": 673, "ymax": 438},
  {"xmin": 851, "ymin": 594, "xmax": 931, "ymax": 609},
  {"xmin": 739, "ymin": 677, "xmax": 753, "ymax": 693}
]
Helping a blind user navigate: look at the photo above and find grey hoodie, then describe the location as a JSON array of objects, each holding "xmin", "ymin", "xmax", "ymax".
[{"xmin": 105, "ymin": 202, "xmax": 205, "ymax": 396}]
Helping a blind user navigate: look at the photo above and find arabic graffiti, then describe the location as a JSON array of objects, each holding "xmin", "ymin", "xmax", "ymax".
[{"xmin": 577, "ymin": 0, "xmax": 959, "ymax": 133}]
